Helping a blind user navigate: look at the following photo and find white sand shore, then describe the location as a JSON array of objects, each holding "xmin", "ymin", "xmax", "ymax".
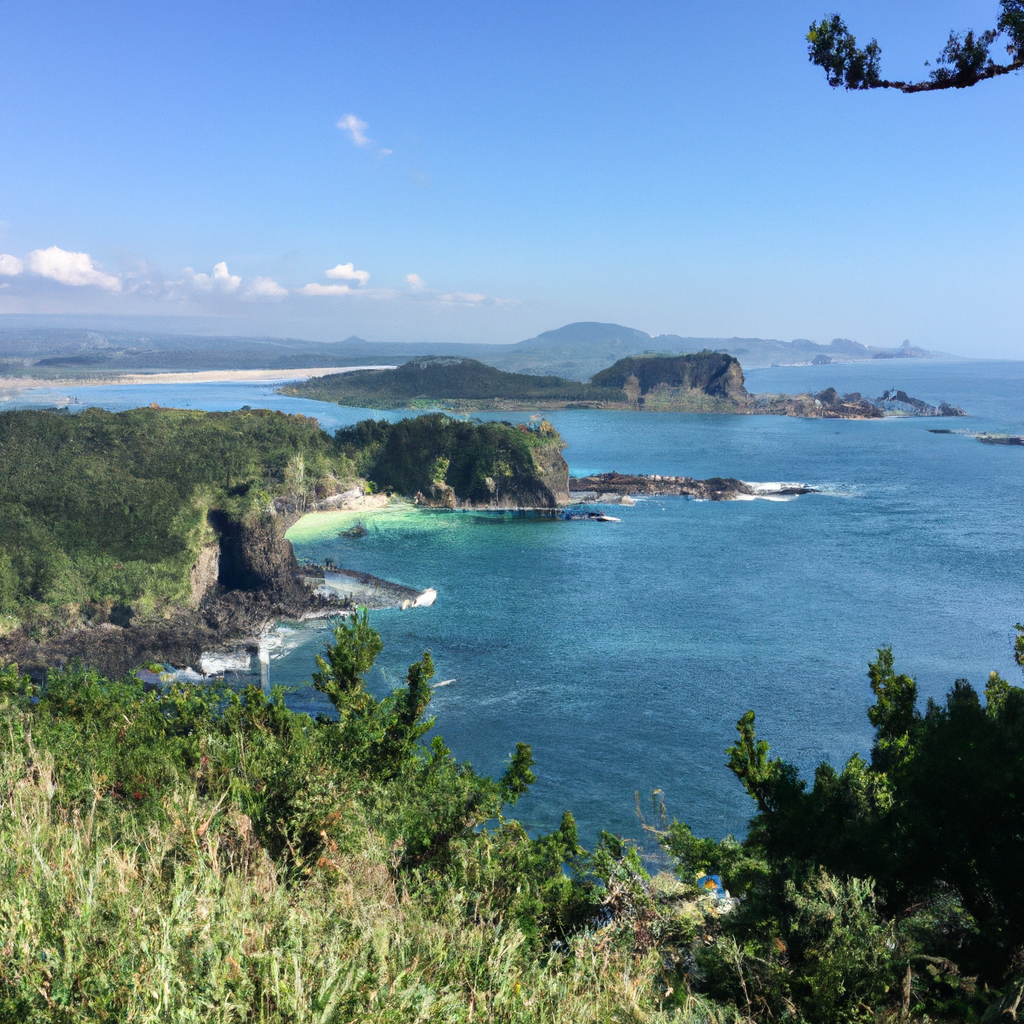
[{"xmin": 0, "ymin": 365, "xmax": 396, "ymax": 394}]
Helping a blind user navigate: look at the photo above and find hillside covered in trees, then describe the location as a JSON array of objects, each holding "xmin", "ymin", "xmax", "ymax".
[
  {"xmin": 281, "ymin": 355, "xmax": 621, "ymax": 409},
  {"xmin": 282, "ymin": 351, "xmax": 758, "ymax": 412}
]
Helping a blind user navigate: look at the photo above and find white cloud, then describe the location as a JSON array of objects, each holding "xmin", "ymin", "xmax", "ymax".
[
  {"xmin": 26, "ymin": 246, "xmax": 121, "ymax": 291},
  {"xmin": 0, "ymin": 254, "xmax": 23, "ymax": 276},
  {"xmin": 299, "ymin": 261, "xmax": 372, "ymax": 295},
  {"xmin": 438, "ymin": 291, "xmax": 488, "ymax": 305},
  {"xmin": 184, "ymin": 261, "xmax": 241, "ymax": 293},
  {"xmin": 406, "ymin": 272, "xmax": 424, "ymax": 290},
  {"xmin": 380, "ymin": 148, "xmax": 393, "ymax": 157},
  {"xmin": 325, "ymin": 262, "xmax": 370, "ymax": 285},
  {"xmin": 336, "ymin": 114, "xmax": 371, "ymax": 147},
  {"xmin": 296, "ymin": 282, "xmax": 355, "ymax": 296},
  {"xmin": 245, "ymin": 275, "xmax": 287, "ymax": 298}
]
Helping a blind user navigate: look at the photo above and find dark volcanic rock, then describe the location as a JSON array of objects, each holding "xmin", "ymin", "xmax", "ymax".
[
  {"xmin": 0, "ymin": 512, "xmax": 344, "ymax": 680},
  {"xmin": 568, "ymin": 472, "xmax": 817, "ymax": 501},
  {"xmin": 977, "ymin": 434, "xmax": 1024, "ymax": 446}
]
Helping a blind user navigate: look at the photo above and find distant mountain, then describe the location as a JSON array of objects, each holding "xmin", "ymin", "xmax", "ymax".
[
  {"xmin": 486, "ymin": 324, "xmax": 949, "ymax": 379},
  {"xmin": 0, "ymin": 316, "xmax": 951, "ymax": 381},
  {"xmin": 0, "ymin": 326, "xmax": 499, "ymax": 375}
]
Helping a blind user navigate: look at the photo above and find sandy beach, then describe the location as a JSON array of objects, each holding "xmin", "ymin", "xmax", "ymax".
[{"xmin": 0, "ymin": 365, "xmax": 396, "ymax": 395}]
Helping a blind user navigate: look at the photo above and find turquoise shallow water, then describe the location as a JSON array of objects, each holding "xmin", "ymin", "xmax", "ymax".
[{"xmin": 6, "ymin": 360, "xmax": 1024, "ymax": 847}]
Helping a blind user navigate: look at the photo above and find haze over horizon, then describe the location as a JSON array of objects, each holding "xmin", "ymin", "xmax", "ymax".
[{"xmin": 1, "ymin": 1, "xmax": 1021, "ymax": 358}]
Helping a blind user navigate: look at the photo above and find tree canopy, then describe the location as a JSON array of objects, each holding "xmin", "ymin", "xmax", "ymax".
[{"xmin": 808, "ymin": 1, "xmax": 1024, "ymax": 91}]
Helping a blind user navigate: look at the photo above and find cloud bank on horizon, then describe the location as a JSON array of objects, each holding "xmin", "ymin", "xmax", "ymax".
[{"xmin": 0, "ymin": 245, "xmax": 502, "ymax": 312}]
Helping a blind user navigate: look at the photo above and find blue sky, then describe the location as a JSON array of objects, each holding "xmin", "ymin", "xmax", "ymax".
[{"xmin": 0, "ymin": 1, "xmax": 1021, "ymax": 355}]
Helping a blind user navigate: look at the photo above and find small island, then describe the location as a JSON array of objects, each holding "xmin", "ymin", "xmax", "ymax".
[{"xmin": 281, "ymin": 351, "xmax": 967, "ymax": 419}]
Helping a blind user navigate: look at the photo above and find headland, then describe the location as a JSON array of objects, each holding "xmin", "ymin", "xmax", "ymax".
[{"xmin": 281, "ymin": 352, "xmax": 967, "ymax": 419}]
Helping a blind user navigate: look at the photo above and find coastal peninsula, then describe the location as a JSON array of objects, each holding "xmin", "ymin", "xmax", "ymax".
[
  {"xmin": 281, "ymin": 351, "xmax": 967, "ymax": 418},
  {"xmin": 0, "ymin": 407, "xmax": 571, "ymax": 676}
]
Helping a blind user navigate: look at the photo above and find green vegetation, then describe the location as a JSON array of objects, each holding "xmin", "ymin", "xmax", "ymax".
[
  {"xmin": 335, "ymin": 413, "xmax": 567, "ymax": 507},
  {"xmin": 284, "ymin": 351, "xmax": 752, "ymax": 413},
  {"xmin": 0, "ymin": 408, "xmax": 568, "ymax": 630},
  {"xmin": 0, "ymin": 407, "xmax": 351, "ymax": 624},
  {"xmin": 0, "ymin": 614, "xmax": 657, "ymax": 1023},
  {"xmin": 808, "ymin": 2, "xmax": 1024, "ymax": 92},
  {"xmin": 282, "ymin": 356, "xmax": 619, "ymax": 409},
  {"xmin": 3, "ymin": 613, "xmax": 1024, "ymax": 1021},
  {"xmin": 664, "ymin": 628, "xmax": 1024, "ymax": 1019}
]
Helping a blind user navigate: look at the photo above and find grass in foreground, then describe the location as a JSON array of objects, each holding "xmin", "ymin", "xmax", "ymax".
[{"xmin": 3, "ymin": 613, "xmax": 1024, "ymax": 1021}]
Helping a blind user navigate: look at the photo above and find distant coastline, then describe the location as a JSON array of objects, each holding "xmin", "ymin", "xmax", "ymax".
[
  {"xmin": 0, "ymin": 365, "xmax": 395, "ymax": 396},
  {"xmin": 281, "ymin": 353, "xmax": 968, "ymax": 420}
]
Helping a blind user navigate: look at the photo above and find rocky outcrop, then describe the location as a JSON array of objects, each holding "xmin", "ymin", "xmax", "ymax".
[
  {"xmin": 569, "ymin": 472, "xmax": 817, "ymax": 501},
  {"xmin": 188, "ymin": 543, "xmax": 220, "ymax": 607},
  {"xmin": 210, "ymin": 512, "xmax": 306, "ymax": 603},
  {"xmin": 529, "ymin": 439, "xmax": 572, "ymax": 505},
  {"xmin": 413, "ymin": 438, "xmax": 571, "ymax": 509},
  {"xmin": 977, "ymin": 434, "xmax": 1024, "ymax": 446},
  {"xmin": 590, "ymin": 351, "xmax": 749, "ymax": 410},
  {"xmin": 876, "ymin": 389, "xmax": 966, "ymax": 417},
  {"xmin": 1, "ymin": 510, "xmax": 343, "ymax": 680},
  {"xmin": 749, "ymin": 387, "xmax": 966, "ymax": 419},
  {"xmin": 754, "ymin": 389, "xmax": 884, "ymax": 419}
]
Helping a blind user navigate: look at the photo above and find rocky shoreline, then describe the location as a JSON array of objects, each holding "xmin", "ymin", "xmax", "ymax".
[
  {"xmin": 928, "ymin": 429, "xmax": 1024, "ymax": 446},
  {"xmin": 569, "ymin": 472, "xmax": 818, "ymax": 502},
  {"xmin": 0, "ymin": 492, "xmax": 439, "ymax": 681},
  {"xmin": 0, "ymin": 455, "xmax": 815, "ymax": 681}
]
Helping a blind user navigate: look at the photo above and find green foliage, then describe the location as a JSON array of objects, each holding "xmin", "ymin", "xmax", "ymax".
[
  {"xmin": 5, "ymin": 564, "xmax": 1024, "ymax": 1020},
  {"xmin": 806, "ymin": 14, "xmax": 882, "ymax": 89},
  {"xmin": 867, "ymin": 646, "xmax": 920, "ymax": 770},
  {"xmin": 5, "ymin": 615, "xmax": 692, "ymax": 1021},
  {"xmin": 663, "ymin": 637, "xmax": 1024, "ymax": 1020},
  {"xmin": 334, "ymin": 413, "xmax": 565, "ymax": 506},
  {"xmin": 808, "ymin": 3, "xmax": 1024, "ymax": 93},
  {"xmin": 283, "ymin": 355, "xmax": 614, "ymax": 408},
  {"xmin": 0, "ymin": 406, "xmax": 348, "ymax": 618},
  {"xmin": 725, "ymin": 709, "xmax": 804, "ymax": 815}
]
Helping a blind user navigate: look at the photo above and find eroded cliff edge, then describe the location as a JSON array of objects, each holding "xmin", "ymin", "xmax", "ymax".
[{"xmin": 0, "ymin": 510, "xmax": 335, "ymax": 680}]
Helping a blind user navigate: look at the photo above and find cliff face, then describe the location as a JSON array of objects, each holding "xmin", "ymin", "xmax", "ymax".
[
  {"xmin": 529, "ymin": 439, "xmax": 571, "ymax": 506},
  {"xmin": 1, "ymin": 511, "xmax": 317, "ymax": 680},
  {"xmin": 210, "ymin": 511, "xmax": 305, "ymax": 602},
  {"xmin": 589, "ymin": 351, "xmax": 750, "ymax": 409},
  {"xmin": 413, "ymin": 439, "xmax": 571, "ymax": 509}
]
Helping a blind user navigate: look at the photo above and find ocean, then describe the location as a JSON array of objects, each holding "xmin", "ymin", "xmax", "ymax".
[{"xmin": 6, "ymin": 358, "xmax": 1024, "ymax": 849}]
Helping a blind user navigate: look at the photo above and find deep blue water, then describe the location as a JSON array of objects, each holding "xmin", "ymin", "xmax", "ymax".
[{"xmin": 6, "ymin": 359, "xmax": 1024, "ymax": 849}]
